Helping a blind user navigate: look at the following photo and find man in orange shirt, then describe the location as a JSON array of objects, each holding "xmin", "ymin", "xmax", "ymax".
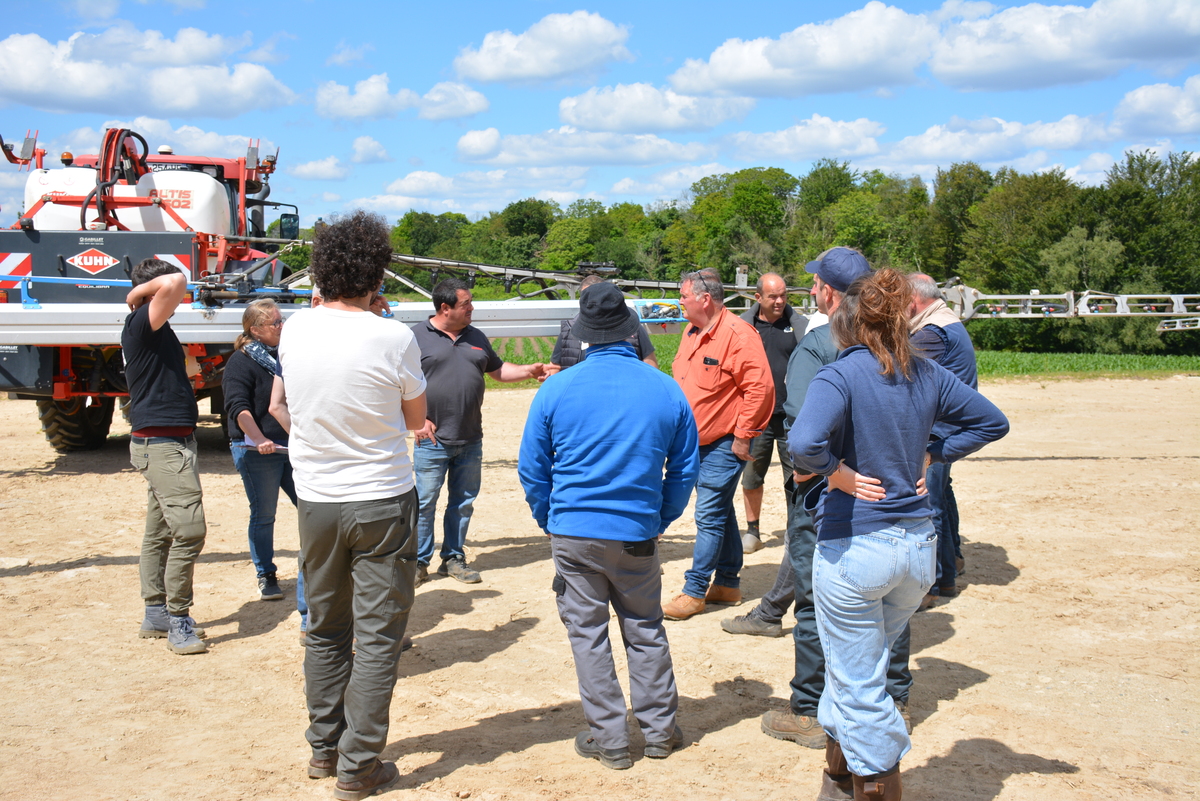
[{"xmin": 664, "ymin": 269, "xmax": 775, "ymax": 621}]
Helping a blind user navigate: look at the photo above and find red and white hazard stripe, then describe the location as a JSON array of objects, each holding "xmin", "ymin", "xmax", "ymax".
[
  {"xmin": 0, "ymin": 252, "xmax": 32, "ymax": 289},
  {"xmin": 154, "ymin": 254, "xmax": 192, "ymax": 278}
]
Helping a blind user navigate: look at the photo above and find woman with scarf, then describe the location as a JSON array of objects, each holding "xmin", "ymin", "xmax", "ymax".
[
  {"xmin": 225, "ymin": 299, "xmax": 304, "ymax": 625},
  {"xmin": 788, "ymin": 268, "xmax": 1008, "ymax": 800}
]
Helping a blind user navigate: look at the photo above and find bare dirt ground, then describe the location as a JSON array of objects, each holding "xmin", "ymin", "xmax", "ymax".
[{"xmin": 0, "ymin": 376, "xmax": 1196, "ymax": 801}]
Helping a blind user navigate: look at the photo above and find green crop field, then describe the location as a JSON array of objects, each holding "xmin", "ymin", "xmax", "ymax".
[{"xmin": 486, "ymin": 333, "xmax": 1200, "ymax": 388}]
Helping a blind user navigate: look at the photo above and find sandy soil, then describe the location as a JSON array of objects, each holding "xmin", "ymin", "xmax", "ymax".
[{"xmin": 0, "ymin": 376, "xmax": 1196, "ymax": 801}]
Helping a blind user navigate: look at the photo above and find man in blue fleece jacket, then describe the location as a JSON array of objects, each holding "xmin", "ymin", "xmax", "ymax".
[{"xmin": 519, "ymin": 282, "xmax": 700, "ymax": 770}]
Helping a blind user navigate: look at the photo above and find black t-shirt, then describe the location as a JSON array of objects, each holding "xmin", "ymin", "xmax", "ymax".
[
  {"xmin": 752, "ymin": 313, "xmax": 800, "ymax": 415},
  {"xmin": 411, "ymin": 319, "xmax": 503, "ymax": 446},
  {"xmin": 121, "ymin": 305, "xmax": 198, "ymax": 430}
]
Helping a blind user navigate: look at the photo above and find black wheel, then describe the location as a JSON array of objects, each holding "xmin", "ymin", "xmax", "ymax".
[{"xmin": 37, "ymin": 396, "xmax": 115, "ymax": 453}]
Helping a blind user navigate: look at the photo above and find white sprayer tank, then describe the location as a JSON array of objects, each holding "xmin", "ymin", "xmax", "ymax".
[{"xmin": 24, "ymin": 168, "xmax": 233, "ymax": 235}]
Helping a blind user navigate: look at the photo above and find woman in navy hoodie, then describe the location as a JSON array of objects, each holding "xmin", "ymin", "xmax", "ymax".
[{"xmin": 788, "ymin": 269, "xmax": 1008, "ymax": 800}]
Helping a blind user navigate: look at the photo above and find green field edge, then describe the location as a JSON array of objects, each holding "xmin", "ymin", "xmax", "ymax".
[{"xmin": 484, "ymin": 336, "xmax": 1200, "ymax": 389}]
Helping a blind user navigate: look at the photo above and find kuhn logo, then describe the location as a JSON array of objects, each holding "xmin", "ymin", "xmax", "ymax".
[{"xmin": 67, "ymin": 248, "xmax": 120, "ymax": 275}]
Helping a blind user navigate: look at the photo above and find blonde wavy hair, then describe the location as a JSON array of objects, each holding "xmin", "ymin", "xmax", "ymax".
[{"xmin": 233, "ymin": 299, "xmax": 280, "ymax": 351}]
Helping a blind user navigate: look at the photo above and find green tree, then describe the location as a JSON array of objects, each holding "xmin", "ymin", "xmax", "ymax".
[
  {"xmin": 926, "ymin": 162, "xmax": 993, "ymax": 279},
  {"xmin": 500, "ymin": 198, "xmax": 559, "ymax": 239},
  {"xmin": 540, "ymin": 217, "xmax": 594, "ymax": 271},
  {"xmin": 961, "ymin": 168, "xmax": 1080, "ymax": 293}
]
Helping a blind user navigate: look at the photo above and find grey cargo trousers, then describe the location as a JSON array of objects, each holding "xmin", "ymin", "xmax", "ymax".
[
  {"xmin": 299, "ymin": 490, "xmax": 418, "ymax": 781},
  {"xmin": 551, "ymin": 534, "xmax": 678, "ymax": 750}
]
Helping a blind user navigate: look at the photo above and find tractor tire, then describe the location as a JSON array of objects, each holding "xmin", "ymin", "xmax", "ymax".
[{"xmin": 37, "ymin": 397, "xmax": 115, "ymax": 453}]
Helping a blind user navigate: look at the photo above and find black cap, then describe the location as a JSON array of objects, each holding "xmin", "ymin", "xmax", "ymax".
[{"xmin": 571, "ymin": 282, "xmax": 639, "ymax": 345}]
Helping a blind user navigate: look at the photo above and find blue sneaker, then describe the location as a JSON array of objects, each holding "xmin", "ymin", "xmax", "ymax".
[
  {"xmin": 139, "ymin": 604, "xmax": 206, "ymax": 639},
  {"xmin": 167, "ymin": 614, "xmax": 207, "ymax": 655}
]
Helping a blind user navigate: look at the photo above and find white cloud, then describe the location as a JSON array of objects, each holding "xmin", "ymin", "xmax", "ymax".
[
  {"xmin": 321, "ymin": 192, "xmax": 342, "ymax": 203},
  {"xmin": 0, "ymin": 28, "xmax": 295, "ymax": 117},
  {"xmin": 669, "ymin": 1, "xmax": 936, "ymax": 97},
  {"xmin": 1062, "ymin": 152, "xmax": 1117, "ymax": 186},
  {"xmin": 69, "ymin": 0, "xmax": 119, "ymax": 20},
  {"xmin": 610, "ymin": 163, "xmax": 730, "ymax": 197},
  {"xmin": 315, "ymin": 73, "xmax": 418, "ymax": 119},
  {"xmin": 326, "ymin": 41, "xmax": 373, "ymax": 67},
  {"xmin": 560, "ymin": 84, "xmax": 755, "ymax": 132},
  {"xmin": 456, "ymin": 126, "xmax": 712, "ymax": 166},
  {"xmin": 454, "ymin": 11, "xmax": 632, "ymax": 83},
  {"xmin": 315, "ymin": 75, "xmax": 487, "ymax": 120},
  {"xmin": 385, "ymin": 171, "xmax": 456, "ymax": 196},
  {"xmin": 243, "ymin": 32, "xmax": 292, "ymax": 64},
  {"xmin": 887, "ymin": 114, "xmax": 1111, "ymax": 164},
  {"xmin": 289, "ymin": 156, "xmax": 349, "ymax": 181},
  {"xmin": 351, "ymin": 135, "xmax": 392, "ymax": 164},
  {"xmin": 418, "ymin": 82, "xmax": 489, "ymax": 121},
  {"xmin": 69, "ymin": 22, "xmax": 248, "ymax": 65},
  {"xmin": 359, "ymin": 166, "xmax": 590, "ymax": 214},
  {"xmin": 730, "ymin": 115, "xmax": 886, "ymax": 160},
  {"xmin": 1114, "ymin": 75, "xmax": 1200, "ymax": 136},
  {"xmin": 931, "ymin": 0, "xmax": 1200, "ymax": 91}
]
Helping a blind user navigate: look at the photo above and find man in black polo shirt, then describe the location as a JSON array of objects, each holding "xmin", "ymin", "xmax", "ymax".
[
  {"xmin": 412, "ymin": 278, "xmax": 547, "ymax": 583},
  {"xmin": 736, "ymin": 272, "xmax": 808, "ymax": 555},
  {"xmin": 123, "ymin": 258, "xmax": 207, "ymax": 655}
]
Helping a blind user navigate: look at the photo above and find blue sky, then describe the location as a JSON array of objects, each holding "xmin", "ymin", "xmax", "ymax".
[{"xmin": 1, "ymin": 0, "xmax": 1198, "ymax": 225}]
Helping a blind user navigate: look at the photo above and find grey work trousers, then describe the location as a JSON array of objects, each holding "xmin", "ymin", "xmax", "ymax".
[
  {"xmin": 130, "ymin": 436, "xmax": 207, "ymax": 616},
  {"xmin": 551, "ymin": 534, "xmax": 678, "ymax": 750},
  {"xmin": 299, "ymin": 491, "xmax": 418, "ymax": 781}
]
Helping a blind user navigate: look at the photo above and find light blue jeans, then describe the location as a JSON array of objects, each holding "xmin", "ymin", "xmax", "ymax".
[
  {"xmin": 414, "ymin": 438, "xmax": 483, "ymax": 566},
  {"xmin": 814, "ymin": 518, "xmax": 936, "ymax": 776},
  {"xmin": 231, "ymin": 444, "xmax": 306, "ymax": 621}
]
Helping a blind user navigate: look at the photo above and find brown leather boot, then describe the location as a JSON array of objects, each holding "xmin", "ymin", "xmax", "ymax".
[
  {"xmin": 816, "ymin": 739, "xmax": 853, "ymax": 800},
  {"xmin": 852, "ymin": 765, "xmax": 901, "ymax": 800}
]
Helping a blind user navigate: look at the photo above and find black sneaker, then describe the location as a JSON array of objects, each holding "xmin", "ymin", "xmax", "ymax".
[
  {"xmin": 644, "ymin": 725, "xmax": 684, "ymax": 759},
  {"xmin": 437, "ymin": 556, "xmax": 481, "ymax": 584},
  {"xmin": 258, "ymin": 573, "xmax": 283, "ymax": 601},
  {"xmin": 574, "ymin": 731, "xmax": 631, "ymax": 770},
  {"xmin": 416, "ymin": 563, "xmax": 429, "ymax": 586}
]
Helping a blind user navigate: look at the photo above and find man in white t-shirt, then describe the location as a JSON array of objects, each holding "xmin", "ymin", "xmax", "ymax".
[{"xmin": 270, "ymin": 210, "xmax": 426, "ymax": 801}]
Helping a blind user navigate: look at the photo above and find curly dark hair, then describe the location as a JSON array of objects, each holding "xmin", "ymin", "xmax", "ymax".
[{"xmin": 309, "ymin": 210, "xmax": 393, "ymax": 301}]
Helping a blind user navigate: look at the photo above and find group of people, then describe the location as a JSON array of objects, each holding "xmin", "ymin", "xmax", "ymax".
[{"xmin": 121, "ymin": 213, "xmax": 1008, "ymax": 800}]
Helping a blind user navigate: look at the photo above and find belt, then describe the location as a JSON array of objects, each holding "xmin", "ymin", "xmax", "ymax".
[{"xmin": 130, "ymin": 434, "xmax": 195, "ymax": 445}]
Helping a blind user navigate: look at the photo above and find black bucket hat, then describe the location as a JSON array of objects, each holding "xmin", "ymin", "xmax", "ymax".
[{"xmin": 571, "ymin": 282, "xmax": 639, "ymax": 345}]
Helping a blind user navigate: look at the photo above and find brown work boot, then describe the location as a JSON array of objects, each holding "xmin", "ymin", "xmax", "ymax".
[
  {"xmin": 817, "ymin": 739, "xmax": 853, "ymax": 801},
  {"xmin": 760, "ymin": 709, "xmax": 826, "ymax": 748},
  {"xmin": 308, "ymin": 753, "xmax": 336, "ymax": 779},
  {"xmin": 704, "ymin": 584, "xmax": 742, "ymax": 606},
  {"xmin": 333, "ymin": 760, "xmax": 400, "ymax": 800},
  {"xmin": 663, "ymin": 593, "xmax": 705, "ymax": 621},
  {"xmin": 852, "ymin": 765, "xmax": 901, "ymax": 800}
]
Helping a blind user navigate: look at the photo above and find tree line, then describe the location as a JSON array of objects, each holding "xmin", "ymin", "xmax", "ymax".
[{"xmin": 281, "ymin": 150, "xmax": 1199, "ymax": 355}]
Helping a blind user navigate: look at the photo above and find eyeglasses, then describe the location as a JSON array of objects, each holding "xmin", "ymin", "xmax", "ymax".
[{"xmin": 259, "ymin": 318, "xmax": 284, "ymax": 328}]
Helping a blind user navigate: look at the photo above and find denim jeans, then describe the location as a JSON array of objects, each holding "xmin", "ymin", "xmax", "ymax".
[
  {"xmin": 414, "ymin": 438, "xmax": 483, "ymax": 566},
  {"xmin": 926, "ymin": 461, "xmax": 958, "ymax": 591},
  {"xmin": 682, "ymin": 435, "xmax": 746, "ymax": 599},
  {"xmin": 785, "ymin": 475, "xmax": 913, "ymax": 715},
  {"xmin": 814, "ymin": 518, "xmax": 936, "ymax": 776},
  {"xmin": 231, "ymin": 444, "xmax": 305, "ymax": 617}
]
